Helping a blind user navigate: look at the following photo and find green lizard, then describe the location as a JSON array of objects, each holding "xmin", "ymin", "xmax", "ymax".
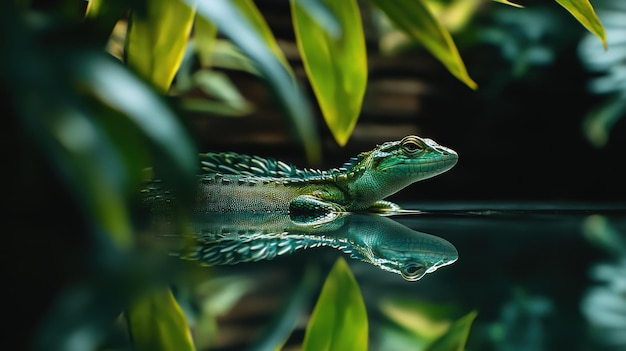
[{"xmin": 145, "ymin": 135, "xmax": 457, "ymax": 220}]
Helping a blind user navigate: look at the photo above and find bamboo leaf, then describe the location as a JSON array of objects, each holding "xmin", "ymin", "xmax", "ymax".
[
  {"xmin": 555, "ymin": 0, "xmax": 607, "ymax": 49},
  {"xmin": 126, "ymin": 0, "xmax": 196, "ymax": 93},
  {"xmin": 371, "ymin": 0, "xmax": 477, "ymax": 90},
  {"xmin": 291, "ymin": 0, "xmax": 367, "ymax": 146},
  {"xmin": 127, "ymin": 288, "xmax": 196, "ymax": 351},
  {"xmin": 193, "ymin": 0, "xmax": 321, "ymax": 163},
  {"xmin": 302, "ymin": 258, "xmax": 368, "ymax": 351}
]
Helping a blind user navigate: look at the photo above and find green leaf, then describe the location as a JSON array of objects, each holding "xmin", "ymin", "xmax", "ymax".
[
  {"xmin": 73, "ymin": 53, "xmax": 198, "ymax": 202},
  {"xmin": 126, "ymin": 0, "xmax": 196, "ymax": 93},
  {"xmin": 492, "ymin": 0, "xmax": 524, "ymax": 8},
  {"xmin": 19, "ymin": 95, "xmax": 136, "ymax": 248},
  {"xmin": 296, "ymin": 0, "xmax": 342, "ymax": 38},
  {"xmin": 555, "ymin": 0, "xmax": 607, "ymax": 49},
  {"xmin": 193, "ymin": 0, "xmax": 321, "ymax": 163},
  {"xmin": 84, "ymin": 0, "xmax": 128, "ymax": 43},
  {"xmin": 379, "ymin": 298, "xmax": 456, "ymax": 342},
  {"xmin": 181, "ymin": 70, "xmax": 255, "ymax": 116},
  {"xmin": 426, "ymin": 310, "xmax": 477, "ymax": 351},
  {"xmin": 127, "ymin": 288, "xmax": 196, "ymax": 351},
  {"xmin": 194, "ymin": 13, "xmax": 218, "ymax": 68},
  {"xmin": 211, "ymin": 40, "xmax": 262, "ymax": 75},
  {"xmin": 371, "ymin": 0, "xmax": 477, "ymax": 90},
  {"xmin": 234, "ymin": 0, "xmax": 290, "ymax": 70},
  {"xmin": 291, "ymin": 0, "xmax": 367, "ymax": 146},
  {"xmin": 303, "ymin": 257, "xmax": 368, "ymax": 351},
  {"xmin": 582, "ymin": 96, "xmax": 626, "ymax": 148}
]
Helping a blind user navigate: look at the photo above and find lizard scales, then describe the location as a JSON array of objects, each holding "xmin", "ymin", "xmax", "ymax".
[{"xmin": 146, "ymin": 135, "xmax": 458, "ymax": 215}]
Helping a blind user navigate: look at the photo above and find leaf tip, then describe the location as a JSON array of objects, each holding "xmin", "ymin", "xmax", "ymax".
[{"xmin": 493, "ymin": 0, "xmax": 524, "ymax": 8}]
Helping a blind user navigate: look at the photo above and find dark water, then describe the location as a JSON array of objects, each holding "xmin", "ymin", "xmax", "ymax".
[
  {"xmin": 360, "ymin": 202, "xmax": 626, "ymax": 351},
  {"xmin": 190, "ymin": 202, "xmax": 626, "ymax": 351}
]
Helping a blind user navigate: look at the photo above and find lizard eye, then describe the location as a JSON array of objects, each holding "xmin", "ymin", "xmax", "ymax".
[
  {"xmin": 400, "ymin": 262, "xmax": 426, "ymax": 281},
  {"xmin": 401, "ymin": 137, "xmax": 424, "ymax": 156}
]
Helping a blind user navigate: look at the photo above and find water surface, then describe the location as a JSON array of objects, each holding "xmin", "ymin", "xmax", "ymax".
[{"xmin": 187, "ymin": 201, "xmax": 626, "ymax": 351}]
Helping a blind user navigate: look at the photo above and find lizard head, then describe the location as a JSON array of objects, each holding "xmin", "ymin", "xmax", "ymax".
[
  {"xmin": 346, "ymin": 135, "xmax": 458, "ymax": 208},
  {"xmin": 368, "ymin": 135, "xmax": 458, "ymax": 179}
]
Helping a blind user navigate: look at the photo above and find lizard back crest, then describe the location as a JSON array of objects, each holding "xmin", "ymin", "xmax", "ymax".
[{"xmin": 199, "ymin": 152, "xmax": 361, "ymax": 179}]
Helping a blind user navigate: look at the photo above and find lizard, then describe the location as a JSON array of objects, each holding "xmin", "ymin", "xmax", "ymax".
[{"xmin": 144, "ymin": 135, "xmax": 458, "ymax": 222}]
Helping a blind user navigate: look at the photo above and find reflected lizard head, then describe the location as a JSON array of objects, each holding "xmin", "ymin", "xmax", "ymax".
[
  {"xmin": 363, "ymin": 234, "xmax": 458, "ymax": 281},
  {"xmin": 347, "ymin": 215, "xmax": 459, "ymax": 281}
]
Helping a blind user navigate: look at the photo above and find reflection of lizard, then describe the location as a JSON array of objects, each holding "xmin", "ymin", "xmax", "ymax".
[
  {"xmin": 185, "ymin": 212, "xmax": 458, "ymax": 281},
  {"xmin": 145, "ymin": 135, "xmax": 458, "ymax": 219}
]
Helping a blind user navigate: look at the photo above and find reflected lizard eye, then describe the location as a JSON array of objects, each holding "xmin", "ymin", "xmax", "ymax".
[
  {"xmin": 400, "ymin": 262, "xmax": 427, "ymax": 281},
  {"xmin": 401, "ymin": 137, "xmax": 424, "ymax": 156}
]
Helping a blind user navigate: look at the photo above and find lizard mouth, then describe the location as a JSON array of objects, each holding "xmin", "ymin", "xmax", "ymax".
[{"xmin": 380, "ymin": 155, "xmax": 458, "ymax": 174}]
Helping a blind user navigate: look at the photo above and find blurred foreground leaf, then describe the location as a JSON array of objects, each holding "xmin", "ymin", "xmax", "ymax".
[
  {"xmin": 302, "ymin": 257, "xmax": 368, "ymax": 351},
  {"xmin": 126, "ymin": 0, "xmax": 196, "ymax": 92},
  {"xmin": 291, "ymin": 0, "xmax": 367, "ymax": 146},
  {"xmin": 181, "ymin": 70, "xmax": 255, "ymax": 116},
  {"xmin": 194, "ymin": 13, "xmax": 218, "ymax": 68},
  {"xmin": 371, "ymin": 0, "xmax": 477, "ymax": 90},
  {"xmin": 190, "ymin": 276, "xmax": 254, "ymax": 349},
  {"xmin": 492, "ymin": 0, "xmax": 524, "ymax": 8},
  {"xmin": 426, "ymin": 310, "xmax": 477, "ymax": 351},
  {"xmin": 194, "ymin": 0, "xmax": 321, "ymax": 163},
  {"xmin": 380, "ymin": 298, "xmax": 476, "ymax": 351},
  {"xmin": 127, "ymin": 288, "xmax": 195, "ymax": 351},
  {"xmin": 4, "ymin": 2, "xmax": 197, "ymax": 247},
  {"xmin": 235, "ymin": 0, "xmax": 291, "ymax": 70},
  {"xmin": 380, "ymin": 298, "xmax": 455, "ymax": 343},
  {"xmin": 84, "ymin": 0, "xmax": 128, "ymax": 41},
  {"xmin": 211, "ymin": 40, "xmax": 263, "ymax": 75},
  {"xmin": 582, "ymin": 96, "xmax": 626, "ymax": 148},
  {"xmin": 73, "ymin": 53, "xmax": 198, "ymax": 202},
  {"xmin": 555, "ymin": 0, "xmax": 607, "ymax": 49},
  {"xmin": 582, "ymin": 214, "xmax": 626, "ymax": 257}
]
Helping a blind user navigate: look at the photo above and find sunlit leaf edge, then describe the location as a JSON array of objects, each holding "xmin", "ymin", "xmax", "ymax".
[{"xmin": 555, "ymin": 0, "xmax": 607, "ymax": 49}]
